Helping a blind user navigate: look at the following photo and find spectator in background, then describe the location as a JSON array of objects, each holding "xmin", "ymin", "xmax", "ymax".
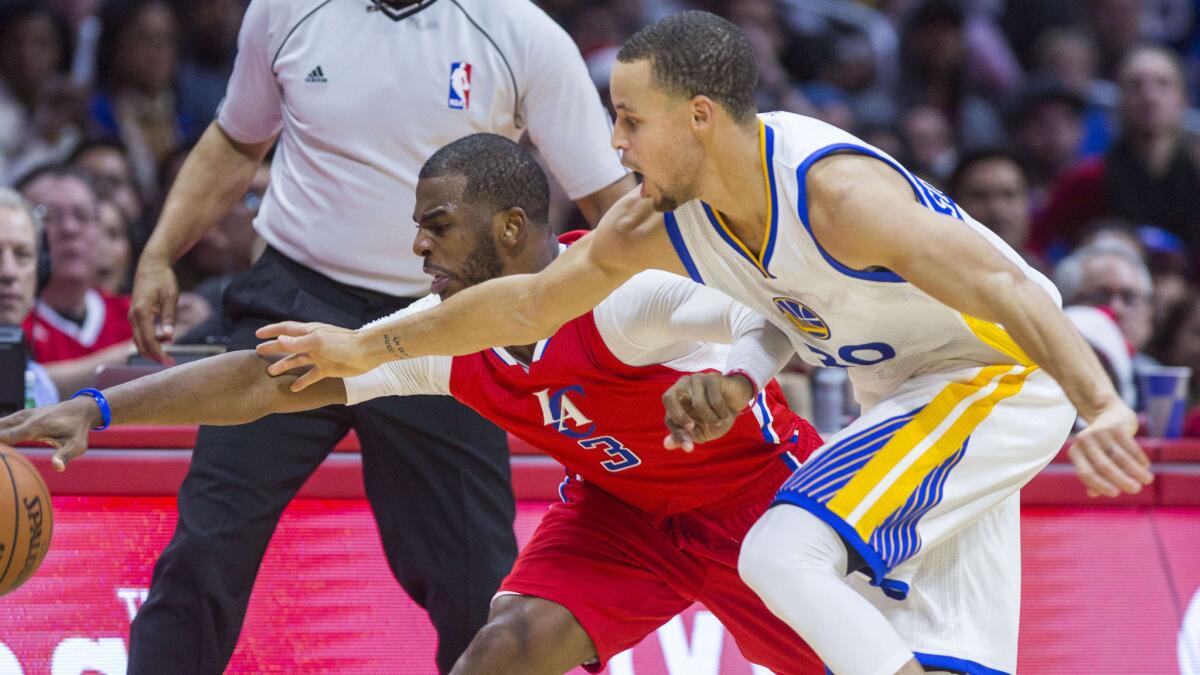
[
  {"xmin": 0, "ymin": 2, "xmax": 85, "ymax": 183},
  {"xmin": 91, "ymin": 0, "xmax": 197, "ymax": 197},
  {"xmin": 1032, "ymin": 45, "xmax": 1200, "ymax": 264},
  {"xmin": 68, "ymin": 138, "xmax": 145, "ymax": 236},
  {"xmin": 0, "ymin": 188, "xmax": 58, "ymax": 407},
  {"xmin": 900, "ymin": 104, "xmax": 957, "ymax": 184},
  {"xmin": 948, "ymin": 147, "xmax": 1045, "ymax": 269},
  {"xmin": 1083, "ymin": 0, "xmax": 1148, "ymax": 80},
  {"xmin": 1054, "ymin": 241, "xmax": 1156, "ymax": 367},
  {"xmin": 899, "ymin": 0, "xmax": 1005, "ymax": 150},
  {"xmin": 1030, "ymin": 27, "xmax": 1113, "ymax": 155},
  {"xmin": 16, "ymin": 165, "xmax": 132, "ymax": 397},
  {"xmin": 95, "ymin": 199, "xmax": 131, "ymax": 295},
  {"xmin": 1005, "ymin": 78, "xmax": 1087, "ymax": 206},
  {"xmin": 1149, "ymin": 292, "xmax": 1200, "ymax": 436},
  {"xmin": 1065, "ymin": 304, "xmax": 1137, "ymax": 407},
  {"xmin": 172, "ymin": 0, "xmax": 244, "ymax": 129}
]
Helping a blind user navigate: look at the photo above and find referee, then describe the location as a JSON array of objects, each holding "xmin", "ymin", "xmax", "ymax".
[{"xmin": 126, "ymin": 1, "xmax": 632, "ymax": 672}]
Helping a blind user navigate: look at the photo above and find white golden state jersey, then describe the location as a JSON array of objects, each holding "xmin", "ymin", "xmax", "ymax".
[{"xmin": 664, "ymin": 112, "xmax": 1061, "ymax": 408}]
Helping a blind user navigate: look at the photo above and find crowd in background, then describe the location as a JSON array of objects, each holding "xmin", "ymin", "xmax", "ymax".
[{"xmin": 2, "ymin": 0, "xmax": 1200, "ymax": 432}]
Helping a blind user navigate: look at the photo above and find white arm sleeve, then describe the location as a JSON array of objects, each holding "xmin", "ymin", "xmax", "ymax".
[
  {"xmin": 518, "ymin": 6, "xmax": 628, "ymax": 199},
  {"xmin": 215, "ymin": 0, "xmax": 283, "ymax": 144},
  {"xmin": 342, "ymin": 295, "xmax": 453, "ymax": 403},
  {"xmin": 593, "ymin": 272, "xmax": 794, "ymax": 392}
]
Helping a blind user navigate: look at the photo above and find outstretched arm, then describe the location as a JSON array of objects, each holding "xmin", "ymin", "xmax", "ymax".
[
  {"xmin": 257, "ymin": 190, "xmax": 685, "ymax": 390},
  {"xmin": 0, "ymin": 351, "xmax": 344, "ymax": 471},
  {"xmin": 806, "ymin": 154, "xmax": 1153, "ymax": 497}
]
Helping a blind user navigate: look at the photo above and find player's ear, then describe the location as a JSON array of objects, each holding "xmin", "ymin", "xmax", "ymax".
[
  {"xmin": 494, "ymin": 207, "xmax": 527, "ymax": 249},
  {"xmin": 690, "ymin": 96, "xmax": 715, "ymax": 130}
]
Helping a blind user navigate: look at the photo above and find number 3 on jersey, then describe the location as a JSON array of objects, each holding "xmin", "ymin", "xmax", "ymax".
[{"xmin": 535, "ymin": 387, "xmax": 642, "ymax": 472}]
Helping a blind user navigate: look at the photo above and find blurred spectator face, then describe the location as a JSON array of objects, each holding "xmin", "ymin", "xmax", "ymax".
[
  {"xmin": 115, "ymin": 1, "xmax": 178, "ymax": 94},
  {"xmin": 1073, "ymin": 252, "xmax": 1154, "ymax": 350},
  {"xmin": 954, "ymin": 157, "xmax": 1030, "ymax": 248},
  {"xmin": 1162, "ymin": 297, "xmax": 1200, "ymax": 388},
  {"xmin": 21, "ymin": 174, "xmax": 101, "ymax": 287},
  {"xmin": 908, "ymin": 13, "xmax": 965, "ymax": 80},
  {"xmin": 901, "ymin": 105, "xmax": 955, "ymax": 178},
  {"xmin": 0, "ymin": 205, "xmax": 38, "ymax": 325},
  {"xmin": 1118, "ymin": 47, "xmax": 1187, "ymax": 139},
  {"xmin": 177, "ymin": 0, "xmax": 241, "ymax": 63},
  {"xmin": 95, "ymin": 200, "xmax": 130, "ymax": 295},
  {"xmin": 190, "ymin": 165, "xmax": 268, "ymax": 277},
  {"xmin": 0, "ymin": 10, "xmax": 64, "ymax": 96},
  {"xmin": 1033, "ymin": 30, "xmax": 1098, "ymax": 94},
  {"xmin": 1012, "ymin": 102, "xmax": 1084, "ymax": 178},
  {"xmin": 1088, "ymin": 0, "xmax": 1145, "ymax": 67},
  {"xmin": 72, "ymin": 145, "xmax": 143, "ymax": 224}
]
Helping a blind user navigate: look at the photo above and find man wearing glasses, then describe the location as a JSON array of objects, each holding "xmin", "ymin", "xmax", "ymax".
[
  {"xmin": 1054, "ymin": 240, "xmax": 1155, "ymax": 363},
  {"xmin": 16, "ymin": 165, "xmax": 133, "ymax": 370}
]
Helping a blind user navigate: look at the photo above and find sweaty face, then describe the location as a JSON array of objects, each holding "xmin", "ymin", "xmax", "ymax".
[
  {"xmin": 411, "ymin": 175, "xmax": 503, "ymax": 299},
  {"xmin": 610, "ymin": 59, "xmax": 704, "ymax": 212},
  {"xmin": 954, "ymin": 159, "xmax": 1030, "ymax": 248}
]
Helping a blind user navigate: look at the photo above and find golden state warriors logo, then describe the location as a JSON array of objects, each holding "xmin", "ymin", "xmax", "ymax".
[{"xmin": 773, "ymin": 297, "xmax": 830, "ymax": 340}]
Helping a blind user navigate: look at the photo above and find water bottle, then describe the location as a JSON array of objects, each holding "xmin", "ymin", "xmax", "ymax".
[
  {"xmin": 811, "ymin": 367, "xmax": 849, "ymax": 435},
  {"xmin": 23, "ymin": 367, "xmax": 35, "ymax": 409}
]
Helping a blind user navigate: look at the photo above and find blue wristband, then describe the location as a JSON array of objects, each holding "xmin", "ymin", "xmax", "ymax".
[{"xmin": 71, "ymin": 388, "xmax": 112, "ymax": 431}]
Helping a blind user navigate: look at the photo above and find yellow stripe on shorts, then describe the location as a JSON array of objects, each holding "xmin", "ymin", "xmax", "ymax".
[
  {"xmin": 825, "ymin": 365, "xmax": 1032, "ymax": 538},
  {"xmin": 850, "ymin": 366, "xmax": 1033, "ymax": 538}
]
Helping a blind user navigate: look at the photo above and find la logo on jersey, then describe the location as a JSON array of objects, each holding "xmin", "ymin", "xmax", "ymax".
[
  {"xmin": 773, "ymin": 297, "xmax": 831, "ymax": 340},
  {"xmin": 535, "ymin": 386, "xmax": 595, "ymax": 438},
  {"xmin": 448, "ymin": 62, "xmax": 471, "ymax": 110},
  {"xmin": 534, "ymin": 386, "xmax": 642, "ymax": 472}
]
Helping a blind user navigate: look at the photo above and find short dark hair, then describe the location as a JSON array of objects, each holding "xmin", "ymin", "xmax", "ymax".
[
  {"xmin": 617, "ymin": 11, "xmax": 758, "ymax": 125},
  {"xmin": 948, "ymin": 147, "xmax": 1025, "ymax": 197},
  {"xmin": 419, "ymin": 134, "xmax": 550, "ymax": 225},
  {"xmin": 13, "ymin": 163, "xmax": 97, "ymax": 198}
]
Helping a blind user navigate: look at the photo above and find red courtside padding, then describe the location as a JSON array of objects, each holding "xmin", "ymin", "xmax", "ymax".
[{"xmin": 16, "ymin": 430, "xmax": 1200, "ymax": 506}]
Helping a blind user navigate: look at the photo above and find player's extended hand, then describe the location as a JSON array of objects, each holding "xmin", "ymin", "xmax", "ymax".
[
  {"xmin": 255, "ymin": 322, "xmax": 370, "ymax": 391},
  {"xmin": 0, "ymin": 399, "xmax": 96, "ymax": 472},
  {"xmin": 662, "ymin": 372, "xmax": 755, "ymax": 452},
  {"xmin": 1069, "ymin": 402, "xmax": 1154, "ymax": 498},
  {"xmin": 128, "ymin": 259, "xmax": 181, "ymax": 365}
]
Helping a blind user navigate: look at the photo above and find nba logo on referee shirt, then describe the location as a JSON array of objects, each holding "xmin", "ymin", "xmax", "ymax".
[{"xmin": 448, "ymin": 62, "xmax": 471, "ymax": 110}]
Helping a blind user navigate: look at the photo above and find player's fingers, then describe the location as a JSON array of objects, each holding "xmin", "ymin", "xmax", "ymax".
[
  {"xmin": 267, "ymin": 353, "xmax": 313, "ymax": 376},
  {"xmin": 702, "ymin": 375, "xmax": 735, "ymax": 422},
  {"xmin": 1067, "ymin": 442, "xmax": 1119, "ymax": 497},
  {"xmin": 52, "ymin": 440, "xmax": 86, "ymax": 472},
  {"xmin": 686, "ymin": 377, "xmax": 720, "ymax": 427},
  {"xmin": 129, "ymin": 302, "xmax": 168, "ymax": 364},
  {"xmin": 1108, "ymin": 433, "xmax": 1154, "ymax": 485},
  {"xmin": 255, "ymin": 321, "xmax": 318, "ymax": 340},
  {"xmin": 662, "ymin": 421, "xmax": 694, "ymax": 452},
  {"xmin": 1086, "ymin": 437, "xmax": 1145, "ymax": 494},
  {"xmin": 661, "ymin": 385, "xmax": 697, "ymax": 433},
  {"xmin": 290, "ymin": 367, "xmax": 326, "ymax": 392},
  {"xmin": 157, "ymin": 291, "xmax": 177, "ymax": 342}
]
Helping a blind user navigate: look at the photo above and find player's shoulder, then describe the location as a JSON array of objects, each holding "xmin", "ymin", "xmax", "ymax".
[{"xmin": 447, "ymin": 0, "xmax": 561, "ymax": 35}]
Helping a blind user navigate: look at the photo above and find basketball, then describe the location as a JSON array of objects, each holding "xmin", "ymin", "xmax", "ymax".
[{"xmin": 0, "ymin": 445, "xmax": 52, "ymax": 596}]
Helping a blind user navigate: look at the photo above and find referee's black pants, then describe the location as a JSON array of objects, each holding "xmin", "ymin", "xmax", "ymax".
[{"xmin": 128, "ymin": 248, "xmax": 517, "ymax": 674}]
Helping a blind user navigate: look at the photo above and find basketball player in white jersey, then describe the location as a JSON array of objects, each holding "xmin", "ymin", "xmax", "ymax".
[
  {"xmin": 124, "ymin": 1, "xmax": 633, "ymax": 672},
  {"xmin": 256, "ymin": 11, "xmax": 1154, "ymax": 674}
]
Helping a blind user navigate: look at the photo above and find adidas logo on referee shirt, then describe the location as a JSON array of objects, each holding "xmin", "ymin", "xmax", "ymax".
[{"xmin": 305, "ymin": 66, "xmax": 327, "ymax": 83}]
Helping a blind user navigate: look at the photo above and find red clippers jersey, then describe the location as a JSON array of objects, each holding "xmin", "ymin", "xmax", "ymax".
[
  {"xmin": 22, "ymin": 290, "xmax": 132, "ymax": 364},
  {"xmin": 448, "ymin": 310, "xmax": 821, "ymax": 515}
]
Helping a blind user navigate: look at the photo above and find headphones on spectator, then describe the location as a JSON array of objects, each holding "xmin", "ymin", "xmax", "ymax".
[{"xmin": 36, "ymin": 228, "xmax": 51, "ymax": 295}]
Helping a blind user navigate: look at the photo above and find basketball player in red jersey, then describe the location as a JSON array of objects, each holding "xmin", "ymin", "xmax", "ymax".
[{"xmin": 1, "ymin": 134, "xmax": 824, "ymax": 674}]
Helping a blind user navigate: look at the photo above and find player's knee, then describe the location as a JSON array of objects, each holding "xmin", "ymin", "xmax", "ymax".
[
  {"xmin": 739, "ymin": 505, "xmax": 846, "ymax": 593},
  {"xmin": 453, "ymin": 607, "xmax": 544, "ymax": 673}
]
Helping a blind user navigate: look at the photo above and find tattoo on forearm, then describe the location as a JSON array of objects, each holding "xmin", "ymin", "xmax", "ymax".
[{"xmin": 382, "ymin": 334, "xmax": 410, "ymax": 359}]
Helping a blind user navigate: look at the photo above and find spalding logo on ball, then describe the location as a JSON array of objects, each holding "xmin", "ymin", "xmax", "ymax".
[{"xmin": 0, "ymin": 444, "xmax": 53, "ymax": 595}]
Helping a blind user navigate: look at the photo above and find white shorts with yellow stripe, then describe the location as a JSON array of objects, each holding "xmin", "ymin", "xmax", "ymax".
[{"xmin": 773, "ymin": 363, "xmax": 1074, "ymax": 671}]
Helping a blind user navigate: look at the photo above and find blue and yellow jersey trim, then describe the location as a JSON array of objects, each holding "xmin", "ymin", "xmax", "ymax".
[{"xmin": 700, "ymin": 120, "xmax": 780, "ymax": 279}]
